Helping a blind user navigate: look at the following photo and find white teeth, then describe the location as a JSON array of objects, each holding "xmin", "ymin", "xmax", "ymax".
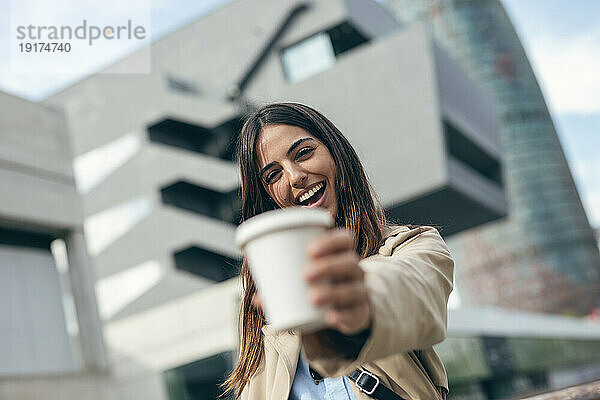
[{"xmin": 299, "ymin": 182, "xmax": 323, "ymax": 203}]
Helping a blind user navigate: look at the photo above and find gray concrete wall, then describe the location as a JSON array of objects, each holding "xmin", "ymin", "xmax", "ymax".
[
  {"xmin": 0, "ymin": 89, "xmax": 107, "ymax": 396},
  {"xmin": 246, "ymin": 21, "xmax": 449, "ymax": 206},
  {"xmin": 0, "ymin": 92, "xmax": 81, "ymax": 230}
]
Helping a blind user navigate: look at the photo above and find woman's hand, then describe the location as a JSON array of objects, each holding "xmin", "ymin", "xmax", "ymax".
[
  {"xmin": 251, "ymin": 228, "xmax": 372, "ymax": 335},
  {"xmin": 304, "ymin": 228, "xmax": 372, "ymax": 335}
]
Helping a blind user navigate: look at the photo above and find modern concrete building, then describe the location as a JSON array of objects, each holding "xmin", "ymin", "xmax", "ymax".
[
  {"xmin": 382, "ymin": 0, "xmax": 600, "ymax": 315},
  {"xmin": 0, "ymin": 92, "xmax": 108, "ymax": 394},
  {"xmin": 3, "ymin": 1, "xmax": 597, "ymax": 399}
]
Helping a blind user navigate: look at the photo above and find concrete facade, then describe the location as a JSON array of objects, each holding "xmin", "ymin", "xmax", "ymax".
[{"xmin": 0, "ymin": 92, "xmax": 108, "ymax": 394}]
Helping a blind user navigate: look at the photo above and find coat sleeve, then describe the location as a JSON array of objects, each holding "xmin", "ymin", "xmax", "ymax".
[{"xmin": 301, "ymin": 226, "xmax": 454, "ymax": 377}]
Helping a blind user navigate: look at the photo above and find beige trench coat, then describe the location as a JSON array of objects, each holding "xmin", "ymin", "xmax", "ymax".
[{"xmin": 240, "ymin": 225, "xmax": 454, "ymax": 400}]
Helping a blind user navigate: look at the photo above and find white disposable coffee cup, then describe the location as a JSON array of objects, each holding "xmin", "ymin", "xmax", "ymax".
[{"xmin": 235, "ymin": 207, "xmax": 333, "ymax": 332}]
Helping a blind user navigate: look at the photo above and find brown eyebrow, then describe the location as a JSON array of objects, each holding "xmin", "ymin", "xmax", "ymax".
[
  {"xmin": 287, "ymin": 137, "xmax": 314, "ymax": 157},
  {"xmin": 259, "ymin": 137, "xmax": 315, "ymax": 180}
]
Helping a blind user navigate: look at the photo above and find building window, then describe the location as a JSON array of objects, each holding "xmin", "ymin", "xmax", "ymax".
[
  {"xmin": 173, "ymin": 246, "xmax": 239, "ymax": 282},
  {"xmin": 281, "ymin": 21, "xmax": 369, "ymax": 83},
  {"xmin": 160, "ymin": 180, "xmax": 241, "ymax": 225},
  {"xmin": 328, "ymin": 22, "xmax": 369, "ymax": 56},
  {"xmin": 281, "ymin": 32, "xmax": 336, "ymax": 83},
  {"xmin": 166, "ymin": 74, "xmax": 201, "ymax": 96},
  {"xmin": 147, "ymin": 117, "xmax": 242, "ymax": 161},
  {"xmin": 163, "ymin": 352, "xmax": 235, "ymax": 400},
  {"xmin": 0, "ymin": 226, "xmax": 55, "ymax": 249},
  {"xmin": 0, "ymin": 227, "xmax": 76, "ymax": 376},
  {"xmin": 444, "ymin": 120, "xmax": 503, "ymax": 186}
]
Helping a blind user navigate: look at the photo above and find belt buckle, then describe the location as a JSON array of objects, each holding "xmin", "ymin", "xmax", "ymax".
[{"xmin": 356, "ymin": 369, "xmax": 380, "ymax": 395}]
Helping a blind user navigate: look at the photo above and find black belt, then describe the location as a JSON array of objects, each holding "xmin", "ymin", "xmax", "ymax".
[{"xmin": 348, "ymin": 368, "xmax": 405, "ymax": 400}]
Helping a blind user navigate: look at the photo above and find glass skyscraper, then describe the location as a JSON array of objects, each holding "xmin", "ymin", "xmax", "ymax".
[{"xmin": 383, "ymin": 0, "xmax": 600, "ymax": 314}]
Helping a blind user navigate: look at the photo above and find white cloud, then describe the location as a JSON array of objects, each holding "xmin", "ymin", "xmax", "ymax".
[
  {"xmin": 584, "ymin": 192, "xmax": 600, "ymax": 230},
  {"xmin": 528, "ymin": 26, "xmax": 600, "ymax": 115}
]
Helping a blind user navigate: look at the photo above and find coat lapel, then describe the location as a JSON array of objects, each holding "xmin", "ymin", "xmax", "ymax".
[{"xmin": 262, "ymin": 325, "xmax": 301, "ymax": 399}]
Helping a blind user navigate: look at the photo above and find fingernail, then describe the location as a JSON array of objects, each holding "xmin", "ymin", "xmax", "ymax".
[{"xmin": 307, "ymin": 241, "xmax": 322, "ymax": 256}]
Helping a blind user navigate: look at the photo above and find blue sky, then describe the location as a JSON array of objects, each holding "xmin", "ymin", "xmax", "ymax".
[{"xmin": 1, "ymin": 0, "xmax": 598, "ymax": 228}]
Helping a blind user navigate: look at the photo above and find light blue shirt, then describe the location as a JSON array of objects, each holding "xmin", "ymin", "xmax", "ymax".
[{"xmin": 288, "ymin": 350, "xmax": 359, "ymax": 400}]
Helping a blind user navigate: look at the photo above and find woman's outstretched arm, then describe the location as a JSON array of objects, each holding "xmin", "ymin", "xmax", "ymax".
[{"xmin": 301, "ymin": 226, "xmax": 454, "ymax": 377}]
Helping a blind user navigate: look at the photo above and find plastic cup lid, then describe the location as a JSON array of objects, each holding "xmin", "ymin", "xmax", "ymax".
[{"xmin": 235, "ymin": 207, "xmax": 333, "ymax": 249}]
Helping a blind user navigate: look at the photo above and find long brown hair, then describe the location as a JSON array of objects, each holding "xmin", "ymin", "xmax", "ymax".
[{"xmin": 221, "ymin": 102, "xmax": 387, "ymax": 398}]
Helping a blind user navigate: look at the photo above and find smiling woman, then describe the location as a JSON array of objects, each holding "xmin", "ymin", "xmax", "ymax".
[
  {"xmin": 237, "ymin": 103, "xmax": 384, "ymax": 247},
  {"xmin": 257, "ymin": 125, "xmax": 338, "ymax": 214},
  {"xmin": 222, "ymin": 103, "xmax": 455, "ymax": 400}
]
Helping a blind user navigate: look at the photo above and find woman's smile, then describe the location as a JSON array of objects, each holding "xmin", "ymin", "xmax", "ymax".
[{"xmin": 296, "ymin": 181, "xmax": 326, "ymax": 206}]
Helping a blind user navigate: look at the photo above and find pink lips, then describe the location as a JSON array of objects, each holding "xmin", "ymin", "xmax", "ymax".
[{"xmin": 302, "ymin": 185, "xmax": 327, "ymax": 209}]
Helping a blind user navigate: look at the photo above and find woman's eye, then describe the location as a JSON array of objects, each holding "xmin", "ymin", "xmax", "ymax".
[
  {"xmin": 296, "ymin": 147, "xmax": 314, "ymax": 160},
  {"xmin": 265, "ymin": 170, "xmax": 280, "ymax": 184}
]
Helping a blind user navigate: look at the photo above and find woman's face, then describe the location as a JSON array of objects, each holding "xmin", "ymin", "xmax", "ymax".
[{"xmin": 256, "ymin": 124, "xmax": 338, "ymax": 219}]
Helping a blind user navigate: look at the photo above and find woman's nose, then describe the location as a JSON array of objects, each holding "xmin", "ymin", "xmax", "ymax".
[{"xmin": 288, "ymin": 166, "xmax": 308, "ymax": 188}]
